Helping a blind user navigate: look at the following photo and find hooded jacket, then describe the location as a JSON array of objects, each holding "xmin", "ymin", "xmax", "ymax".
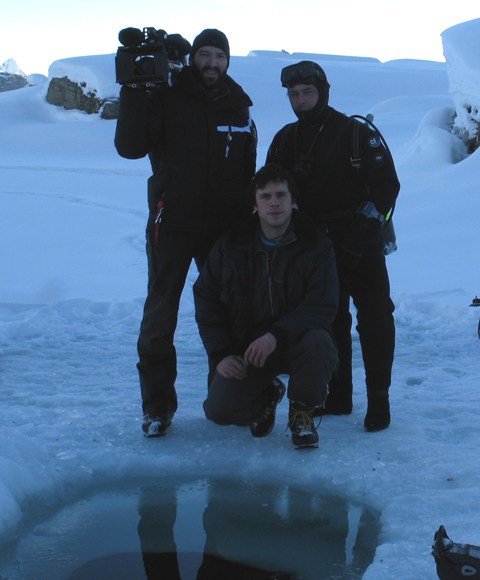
[
  {"xmin": 193, "ymin": 212, "xmax": 339, "ymax": 370},
  {"xmin": 115, "ymin": 66, "xmax": 257, "ymax": 236}
]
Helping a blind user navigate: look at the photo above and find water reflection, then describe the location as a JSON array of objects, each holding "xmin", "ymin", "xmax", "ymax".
[
  {"xmin": 0, "ymin": 477, "xmax": 381, "ymax": 579},
  {"xmin": 136, "ymin": 479, "xmax": 380, "ymax": 579}
]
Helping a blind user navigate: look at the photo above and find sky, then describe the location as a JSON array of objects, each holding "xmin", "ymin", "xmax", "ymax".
[
  {"xmin": 2, "ymin": 0, "xmax": 480, "ymax": 76},
  {"xmin": 1, "ymin": 19, "xmax": 480, "ymax": 579}
]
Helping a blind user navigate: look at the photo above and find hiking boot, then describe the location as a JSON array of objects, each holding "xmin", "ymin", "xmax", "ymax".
[
  {"xmin": 250, "ymin": 378, "xmax": 286, "ymax": 438},
  {"xmin": 288, "ymin": 402, "xmax": 319, "ymax": 449},
  {"xmin": 142, "ymin": 413, "xmax": 173, "ymax": 438},
  {"xmin": 364, "ymin": 391, "xmax": 390, "ymax": 432}
]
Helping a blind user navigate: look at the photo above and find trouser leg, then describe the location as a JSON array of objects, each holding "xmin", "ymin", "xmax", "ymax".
[
  {"xmin": 204, "ymin": 330, "xmax": 337, "ymax": 426},
  {"xmin": 352, "ymin": 243, "xmax": 395, "ymax": 430},
  {"xmin": 137, "ymin": 228, "xmax": 212, "ymax": 417},
  {"xmin": 203, "ymin": 362, "xmax": 279, "ymax": 426},
  {"xmin": 327, "ymin": 288, "xmax": 353, "ymax": 412},
  {"xmin": 351, "ymin": 244, "xmax": 395, "ymax": 396},
  {"xmin": 287, "ymin": 329, "xmax": 338, "ymax": 407}
]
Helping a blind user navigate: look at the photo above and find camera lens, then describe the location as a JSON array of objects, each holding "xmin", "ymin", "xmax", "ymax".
[{"xmin": 135, "ymin": 56, "xmax": 156, "ymax": 77}]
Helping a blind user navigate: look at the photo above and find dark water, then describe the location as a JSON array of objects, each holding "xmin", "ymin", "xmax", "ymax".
[{"xmin": 0, "ymin": 477, "xmax": 381, "ymax": 579}]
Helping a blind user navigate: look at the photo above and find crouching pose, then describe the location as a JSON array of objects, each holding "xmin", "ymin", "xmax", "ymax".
[{"xmin": 193, "ymin": 164, "xmax": 339, "ymax": 448}]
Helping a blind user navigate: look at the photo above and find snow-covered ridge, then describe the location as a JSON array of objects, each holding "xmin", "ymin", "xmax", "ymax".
[{"xmin": 0, "ymin": 58, "xmax": 25, "ymax": 76}]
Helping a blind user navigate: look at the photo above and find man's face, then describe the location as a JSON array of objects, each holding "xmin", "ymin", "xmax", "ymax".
[
  {"xmin": 193, "ymin": 46, "xmax": 228, "ymax": 88},
  {"xmin": 287, "ymin": 83, "xmax": 319, "ymax": 114},
  {"xmin": 254, "ymin": 180, "xmax": 294, "ymax": 238}
]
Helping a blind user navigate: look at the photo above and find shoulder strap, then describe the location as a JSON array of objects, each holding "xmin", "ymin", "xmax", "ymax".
[
  {"xmin": 350, "ymin": 117, "xmax": 362, "ymax": 169},
  {"xmin": 349, "ymin": 113, "xmax": 396, "ymax": 222}
]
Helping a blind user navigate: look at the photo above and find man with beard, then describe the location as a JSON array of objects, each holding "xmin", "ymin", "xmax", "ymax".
[
  {"xmin": 267, "ymin": 61, "xmax": 400, "ymax": 432},
  {"xmin": 115, "ymin": 29, "xmax": 257, "ymax": 437}
]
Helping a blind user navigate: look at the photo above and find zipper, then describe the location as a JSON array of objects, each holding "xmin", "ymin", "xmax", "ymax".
[
  {"xmin": 258, "ymin": 248, "xmax": 276, "ymax": 320},
  {"xmin": 257, "ymin": 234, "xmax": 297, "ymax": 321},
  {"xmin": 154, "ymin": 199, "xmax": 164, "ymax": 247}
]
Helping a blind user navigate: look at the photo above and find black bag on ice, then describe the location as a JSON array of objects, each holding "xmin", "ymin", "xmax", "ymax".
[{"xmin": 432, "ymin": 525, "xmax": 480, "ymax": 579}]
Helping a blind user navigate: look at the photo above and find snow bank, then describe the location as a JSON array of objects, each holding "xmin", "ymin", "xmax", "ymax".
[
  {"xmin": 48, "ymin": 54, "xmax": 119, "ymax": 100},
  {"xmin": 442, "ymin": 18, "xmax": 480, "ymax": 146}
]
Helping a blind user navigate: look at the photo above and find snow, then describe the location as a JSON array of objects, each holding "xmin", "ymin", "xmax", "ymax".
[
  {"xmin": 0, "ymin": 59, "xmax": 24, "ymax": 76},
  {"xmin": 48, "ymin": 55, "xmax": 119, "ymax": 101},
  {"xmin": 442, "ymin": 19, "xmax": 480, "ymax": 141},
  {"xmin": 1, "ymin": 19, "xmax": 480, "ymax": 579}
]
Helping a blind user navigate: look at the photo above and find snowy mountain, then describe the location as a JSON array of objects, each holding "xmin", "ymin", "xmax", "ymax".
[
  {"xmin": 0, "ymin": 58, "xmax": 24, "ymax": 75},
  {"xmin": 0, "ymin": 18, "xmax": 480, "ymax": 580},
  {"xmin": 0, "ymin": 58, "xmax": 28, "ymax": 92}
]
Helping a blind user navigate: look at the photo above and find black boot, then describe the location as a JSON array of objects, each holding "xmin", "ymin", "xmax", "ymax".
[
  {"xmin": 249, "ymin": 378, "xmax": 286, "ymax": 438},
  {"xmin": 142, "ymin": 412, "xmax": 173, "ymax": 437},
  {"xmin": 364, "ymin": 390, "xmax": 390, "ymax": 432}
]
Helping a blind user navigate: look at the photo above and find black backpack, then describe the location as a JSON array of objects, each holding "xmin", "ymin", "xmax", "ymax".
[{"xmin": 350, "ymin": 114, "xmax": 397, "ymax": 255}]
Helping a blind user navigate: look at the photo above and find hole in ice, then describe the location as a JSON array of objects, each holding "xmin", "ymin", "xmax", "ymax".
[{"xmin": 0, "ymin": 477, "xmax": 381, "ymax": 579}]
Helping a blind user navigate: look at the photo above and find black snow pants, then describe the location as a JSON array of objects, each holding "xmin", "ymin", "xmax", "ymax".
[
  {"xmin": 203, "ymin": 329, "xmax": 338, "ymax": 426},
  {"xmin": 137, "ymin": 225, "xmax": 216, "ymax": 418},
  {"xmin": 328, "ymin": 240, "xmax": 395, "ymax": 410}
]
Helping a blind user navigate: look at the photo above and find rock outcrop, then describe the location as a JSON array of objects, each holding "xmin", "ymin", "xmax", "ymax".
[{"xmin": 46, "ymin": 76, "xmax": 119, "ymax": 119}]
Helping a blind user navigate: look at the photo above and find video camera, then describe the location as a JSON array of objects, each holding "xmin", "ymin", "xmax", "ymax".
[{"xmin": 115, "ymin": 27, "xmax": 191, "ymax": 88}]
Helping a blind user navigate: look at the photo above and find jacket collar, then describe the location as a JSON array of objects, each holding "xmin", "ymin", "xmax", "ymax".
[
  {"xmin": 176, "ymin": 66, "xmax": 253, "ymax": 107},
  {"xmin": 226, "ymin": 211, "xmax": 318, "ymax": 249}
]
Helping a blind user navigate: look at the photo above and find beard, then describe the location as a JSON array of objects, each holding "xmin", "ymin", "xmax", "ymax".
[{"xmin": 196, "ymin": 65, "xmax": 226, "ymax": 89}]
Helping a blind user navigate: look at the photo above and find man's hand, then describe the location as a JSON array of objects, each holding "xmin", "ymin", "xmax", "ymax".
[
  {"xmin": 217, "ymin": 355, "xmax": 248, "ymax": 379},
  {"xmin": 244, "ymin": 333, "xmax": 277, "ymax": 368}
]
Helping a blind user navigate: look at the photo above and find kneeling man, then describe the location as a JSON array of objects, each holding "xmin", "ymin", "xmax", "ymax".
[{"xmin": 194, "ymin": 164, "xmax": 338, "ymax": 448}]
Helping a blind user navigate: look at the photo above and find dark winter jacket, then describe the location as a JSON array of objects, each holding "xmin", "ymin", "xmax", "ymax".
[
  {"xmin": 193, "ymin": 212, "xmax": 339, "ymax": 370},
  {"xmin": 114, "ymin": 66, "xmax": 257, "ymax": 235},
  {"xmin": 266, "ymin": 106, "xmax": 400, "ymax": 245}
]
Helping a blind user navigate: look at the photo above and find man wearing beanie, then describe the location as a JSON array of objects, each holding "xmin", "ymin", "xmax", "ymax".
[
  {"xmin": 189, "ymin": 28, "xmax": 230, "ymax": 87},
  {"xmin": 115, "ymin": 28, "xmax": 257, "ymax": 438},
  {"xmin": 267, "ymin": 61, "xmax": 400, "ymax": 432}
]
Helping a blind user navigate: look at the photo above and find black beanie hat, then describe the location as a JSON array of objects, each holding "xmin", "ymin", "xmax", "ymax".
[{"xmin": 190, "ymin": 29, "xmax": 230, "ymax": 63}]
